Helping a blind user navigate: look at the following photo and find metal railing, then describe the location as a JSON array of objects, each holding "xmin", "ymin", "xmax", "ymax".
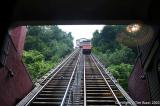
[{"xmin": 83, "ymin": 55, "xmax": 87, "ymax": 106}]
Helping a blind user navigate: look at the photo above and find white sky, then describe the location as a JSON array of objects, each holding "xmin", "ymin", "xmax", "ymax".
[{"xmin": 58, "ymin": 25, "xmax": 105, "ymax": 47}]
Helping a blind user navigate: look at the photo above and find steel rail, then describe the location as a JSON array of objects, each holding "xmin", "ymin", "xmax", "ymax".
[
  {"xmin": 92, "ymin": 54, "xmax": 137, "ymax": 106},
  {"xmin": 39, "ymin": 49, "xmax": 79, "ymax": 84},
  {"xmin": 24, "ymin": 50, "xmax": 80, "ymax": 106},
  {"xmin": 83, "ymin": 55, "xmax": 87, "ymax": 106},
  {"xmin": 16, "ymin": 49, "xmax": 79, "ymax": 106},
  {"xmin": 60, "ymin": 52, "xmax": 81, "ymax": 106},
  {"xmin": 90, "ymin": 55, "xmax": 122, "ymax": 106}
]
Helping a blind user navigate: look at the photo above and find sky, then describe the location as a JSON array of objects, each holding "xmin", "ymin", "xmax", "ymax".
[{"xmin": 58, "ymin": 25, "xmax": 105, "ymax": 47}]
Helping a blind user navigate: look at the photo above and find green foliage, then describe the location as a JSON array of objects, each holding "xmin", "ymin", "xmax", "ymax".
[
  {"xmin": 92, "ymin": 25, "xmax": 126, "ymax": 52},
  {"xmin": 107, "ymin": 45, "xmax": 135, "ymax": 65},
  {"xmin": 93, "ymin": 45, "xmax": 135, "ymax": 66},
  {"xmin": 107, "ymin": 64, "xmax": 133, "ymax": 90},
  {"xmin": 23, "ymin": 50, "xmax": 53, "ymax": 81},
  {"xmin": 92, "ymin": 25, "xmax": 137, "ymax": 91},
  {"xmin": 23, "ymin": 26, "xmax": 74, "ymax": 82}
]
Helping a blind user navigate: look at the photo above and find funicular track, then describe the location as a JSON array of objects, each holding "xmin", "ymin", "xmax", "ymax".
[
  {"xmin": 83, "ymin": 55, "xmax": 135, "ymax": 106},
  {"xmin": 17, "ymin": 50, "xmax": 136, "ymax": 106},
  {"xmin": 17, "ymin": 49, "xmax": 81, "ymax": 106}
]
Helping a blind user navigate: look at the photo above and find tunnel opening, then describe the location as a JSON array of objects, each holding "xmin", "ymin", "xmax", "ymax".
[
  {"xmin": 4, "ymin": 23, "xmax": 156, "ymax": 105},
  {"xmin": 0, "ymin": 18, "xmax": 159, "ymax": 106}
]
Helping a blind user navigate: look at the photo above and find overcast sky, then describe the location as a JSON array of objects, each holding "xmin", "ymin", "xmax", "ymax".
[{"xmin": 58, "ymin": 25, "xmax": 105, "ymax": 47}]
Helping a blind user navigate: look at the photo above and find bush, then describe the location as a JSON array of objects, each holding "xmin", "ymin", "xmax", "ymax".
[
  {"xmin": 23, "ymin": 50, "xmax": 53, "ymax": 81},
  {"xmin": 107, "ymin": 63, "xmax": 132, "ymax": 90}
]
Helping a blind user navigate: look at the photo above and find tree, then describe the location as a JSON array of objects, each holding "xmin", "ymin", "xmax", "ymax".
[
  {"xmin": 23, "ymin": 25, "xmax": 74, "ymax": 81},
  {"xmin": 23, "ymin": 50, "xmax": 53, "ymax": 81},
  {"xmin": 91, "ymin": 25, "xmax": 137, "ymax": 91},
  {"xmin": 107, "ymin": 63, "xmax": 133, "ymax": 90}
]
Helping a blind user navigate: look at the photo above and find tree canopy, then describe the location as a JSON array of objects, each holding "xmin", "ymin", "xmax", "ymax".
[
  {"xmin": 92, "ymin": 25, "xmax": 137, "ymax": 90},
  {"xmin": 23, "ymin": 25, "xmax": 74, "ymax": 81}
]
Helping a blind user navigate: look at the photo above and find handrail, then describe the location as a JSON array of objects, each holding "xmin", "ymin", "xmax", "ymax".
[
  {"xmin": 90, "ymin": 55, "xmax": 122, "ymax": 106},
  {"xmin": 23, "ymin": 50, "xmax": 79, "ymax": 106},
  {"xmin": 83, "ymin": 55, "xmax": 87, "ymax": 106},
  {"xmin": 60, "ymin": 52, "xmax": 81, "ymax": 106}
]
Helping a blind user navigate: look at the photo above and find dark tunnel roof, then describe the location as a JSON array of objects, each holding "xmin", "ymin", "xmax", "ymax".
[{"xmin": 8, "ymin": 0, "xmax": 160, "ymax": 26}]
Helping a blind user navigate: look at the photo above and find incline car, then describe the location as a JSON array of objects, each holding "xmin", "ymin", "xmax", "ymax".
[{"xmin": 80, "ymin": 39, "xmax": 92, "ymax": 54}]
